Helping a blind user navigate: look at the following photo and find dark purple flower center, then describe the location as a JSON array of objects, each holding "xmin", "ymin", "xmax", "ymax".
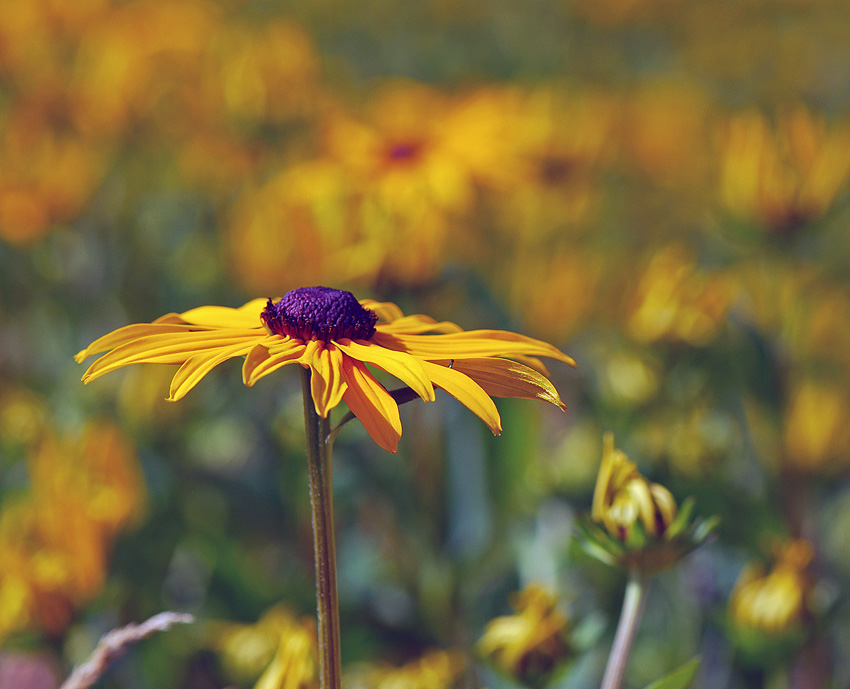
[{"xmin": 261, "ymin": 287, "xmax": 378, "ymax": 342}]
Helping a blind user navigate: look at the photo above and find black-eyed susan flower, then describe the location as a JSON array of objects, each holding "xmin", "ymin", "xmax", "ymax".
[
  {"xmin": 477, "ymin": 583, "xmax": 571, "ymax": 685},
  {"xmin": 579, "ymin": 433, "xmax": 716, "ymax": 574},
  {"xmin": 75, "ymin": 286, "xmax": 575, "ymax": 453}
]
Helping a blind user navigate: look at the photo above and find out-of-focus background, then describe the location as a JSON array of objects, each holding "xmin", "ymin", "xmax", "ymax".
[{"xmin": 2, "ymin": 1, "xmax": 850, "ymax": 687}]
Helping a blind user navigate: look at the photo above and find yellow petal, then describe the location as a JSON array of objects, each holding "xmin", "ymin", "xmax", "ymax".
[
  {"xmin": 374, "ymin": 330, "xmax": 576, "ymax": 367},
  {"xmin": 179, "ymin": 299, "xmax": 267, "ymax": 328},
  {"xmin": 340, "ymin": 356, "xmax": 402, "ymax": 453},
  {"xmin": 419, "ymin": 361, "xmax": 502, "ymax": 435},
  {"xmin": 168, "ymin": 342, "xmax": 257, "ymax": 401},
  {"xmin": 335, "ymin": 340, "xmax": 435, "ymax": 402},
  {"xmin": 358, "ymin": 299, "xmax": 404, "ymax": 322},
  {"xmin": 81, "ymin": 331, "xmax": 262, "ymax": 383},
  {"xmin": 243, "ymin": 341, "xmax": 305, "ymax": 386},
  {"xmin": 75, "ymin": 323, "xmax": 205, "ymax": 362},
  {"xmin": 592, "ymin": 433, "xmax": 617, "ymax": 523},
  {"xmin": 307, "ymin": 343, "xmax": 348, "ymax": 417},
  {"xmin": 626, "ymin": 478, "xmax": 658, "ymax": 537},
  {"xmin": 449, "ymin": 358, "xmax": 567, "ymax": 411},
  {"xmin": 376, "ymin": 315, "xmax": 463, "ymax": 334}
]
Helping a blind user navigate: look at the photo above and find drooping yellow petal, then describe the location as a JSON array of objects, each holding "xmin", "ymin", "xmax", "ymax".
[
  {"xmin": 243, "ymin": 340, "xmax": 305, "ymax": 387},
  {"xmin": 374, "ymin": 330, "xmax": 576, "ymax": 367},
  {"xmin": 376, "ymin": 315, "xmax": 463, "ymax": 335},
  {"xmin": 340, "ymin": 356, "xmax": 402, "ymax": 453},
  {"xmin": 179, "ymin": 298, "xmax": 268, "ymax": 328},
  {"xmin": 306, "ymin": 343, "xmax": 348, "ymax": 417},
  {"xmin": 335, "ymin": 339, "xmax": 436, "ymax": 402},
  {"xmin": 419, "ymin": 361, "xmax": 502, "ymax": 435},
  {"xmin": 168, "ymin": 341, "xmax": 258, "ymax": 401},
  {"xmin": 449, "ymin": 358, "xmax": 567, "ymax": 411},
  {"xmin": 81, "ymin": 331, "xmax": 263, "ymax": 383},
  {"xmin": 74, "ymin": 323, "xmax": 206, "ymax": 362}
]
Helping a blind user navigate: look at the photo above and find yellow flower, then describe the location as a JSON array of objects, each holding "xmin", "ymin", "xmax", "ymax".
[
  {"xmin": 76, "ymin": 287, "xmax": 575, "ymax": 453},
  {"xmin": 730, "ymin": 540, "xmax": 814, "ymax": 636},
  {"xmin": 592, "ymin": 433, "xmax": 676, "ymax": 540},
  {"xmin": 253, "ymin": 617, "xmax": 318, "ymax": 689},
  {"xmin": 718, "ymin": 106, "xmax": 850, "ymax": 235},
  {"xmin": 783, "ymin": 378, "xmax": 850, "ymax": 474},
  {"xmin": 477, "ymin": 583, "xmax": 570, "ymax": 683},
  {"xmin": 626, "ymin": 244, "xmax": 737, "ymax": 346},
  {"xmin": 346, "ymin": 649, "xmax": 465, "ymax": 689},
  {"xmin": 0, "ymin": 419, "xmax": 144, "ymax": 640}
]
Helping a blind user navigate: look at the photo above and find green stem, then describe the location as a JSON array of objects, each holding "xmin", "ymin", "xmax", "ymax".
[
  {"xmin": 300, "ymin": 367, "xmax": 342, "ymax": 689},
  {"xmin": 600, "ymin": 570, "xmax": 650, "ymax": 689}
]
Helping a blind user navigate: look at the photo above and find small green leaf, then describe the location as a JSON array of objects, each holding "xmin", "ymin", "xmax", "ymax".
[{"xmin": 641, "ymin": 656, "xmax": 701, "ymax": 689}]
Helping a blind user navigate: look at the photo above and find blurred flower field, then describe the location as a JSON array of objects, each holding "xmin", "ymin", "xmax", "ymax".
[{"xmin": 2, "ymin": 0, "xmax": 850, "ymax": 687}]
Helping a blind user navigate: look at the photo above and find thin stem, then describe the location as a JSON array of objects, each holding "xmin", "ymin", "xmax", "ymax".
[
  {"xmin": 600, "ymin": 570, "xmax": 650, "ymax": 689},
  {"xmin": 300, "ymin": 367, "xmax": 342, "ymax": 689}
]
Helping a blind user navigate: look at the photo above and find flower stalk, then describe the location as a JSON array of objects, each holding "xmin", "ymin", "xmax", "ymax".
[
  {"xmin": 301, "ymin": 367, "xmax": 342, "ymax": 689},
  {"xmin": 600, "ymin": 570, "xmax": 649, "ymax": 689}
]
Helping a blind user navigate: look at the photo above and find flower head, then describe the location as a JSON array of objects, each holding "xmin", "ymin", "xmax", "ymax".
[
  {"xmin": 728, "ymin": 540, "xmax": 816, "ymax": 666},
  {"xmin": 76, "ymin": 287, "xmax": 575, "ymax": 453},
  {"xmin": 592, "ymin": 433, "xmax": 677, "ymax": 540},
  {"xmin": 477, "ymin": 583, "xmax": 571, "ymax": 685},
  {"xmin": 580, "ymin": 433, "xmax": 717, "ymax": 573}
]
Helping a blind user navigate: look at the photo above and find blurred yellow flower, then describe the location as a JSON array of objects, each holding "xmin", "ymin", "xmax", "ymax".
[
  {"xmin": 0, "ymin": 420, "xmax": 144, "ymax": 640},
  {"xmin": 730, "ymin": 540, "xmax": 814, "ymax": 636},
  {"xmin": 253, "ymin": 617, "xmax": 318, "ymax": 689},
  {"xmin": 783, "ymin": 377, "xmax": 850, "ymax": 474},
  {"xmin": 346, "ymin": 649, "xmax": 465, "ymax": 689},
  {"xmin": 477, "ymin": 583, "xmax": 570, "ymax": 683},
  {"xmin": 626, "ymin": 244, "xmax": 737, "ymax": 346},
  {"xmin": 592, "ymin": 433, "xmax": 677, "ymax": 540},
  {"xmin": 204, "ymin": 19, "xmax": 320, "ymax": 125},
  {"xmin": 718, "ymin": 106, "xmax": 850, "ymax": 235},
  {"xmin": 490, "ymin": 86, "xmax": 618, "ymax": 242},
  {"xmin": 621, "ymin": 82, "xmax": 712, "ymax": 188},
  {"xmin": 504, "ymin": 247, "xmax": 603, "ymax": 344}
]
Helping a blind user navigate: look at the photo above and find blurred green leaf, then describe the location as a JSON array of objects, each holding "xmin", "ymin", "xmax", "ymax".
[{"xmin": 641, "ymin": 656, "xmax": 701, "ymax": 689}]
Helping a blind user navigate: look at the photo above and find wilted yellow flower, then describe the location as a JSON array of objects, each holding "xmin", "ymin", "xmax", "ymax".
[
  {"xmin": 592, "ymin": 433, "xmax": 677, "ymax": 541},
  {"xmin": 626, "ymin": 244, "xmax": 737, "ymax": 346},
  {"xmin": 730, "ymin": 540, "xmax": 814, "ymax": 636},
  {"xmin": 718, "ymin": 106, "xmax": 850, "ymax": 235},
  {"xmin": 477, "ymin": 583, "xmax": 570, "ymax": 683},
  {"xmin": 345, "ymin": 649, "xmax": 464, "ymax": 689}
]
